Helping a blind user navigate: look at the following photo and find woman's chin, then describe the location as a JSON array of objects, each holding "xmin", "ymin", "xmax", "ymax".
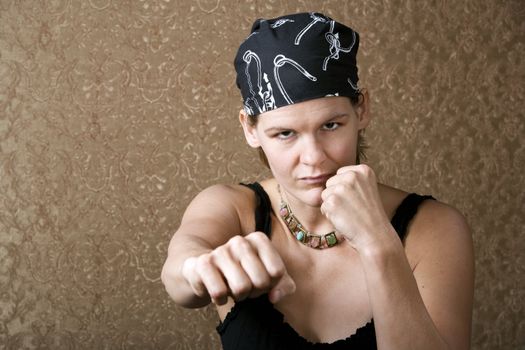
[{"xmin": 304, "ymin": 187, "xmax": 324, "ymax": 207}]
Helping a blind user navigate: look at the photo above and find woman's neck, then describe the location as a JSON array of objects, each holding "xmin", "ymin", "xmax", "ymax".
[{"xmin": 279, "ymin": 185, "xmax": 336, "ymax": 235}]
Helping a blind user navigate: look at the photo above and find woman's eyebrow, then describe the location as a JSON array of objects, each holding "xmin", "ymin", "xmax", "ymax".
[
  {"xmin": 264, "ymin": 126, "xmax": 292, "ymax": 134},
  {"xmin": 325, "ymin": 113, "xmax": 349, "ymax": 121},
  {"xmin": 263, "ymin": 113, "xmax": 349, "ymax": 133}
]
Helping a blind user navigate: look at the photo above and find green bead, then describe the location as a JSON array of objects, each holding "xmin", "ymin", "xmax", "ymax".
[
  {"xmin": 325, "ymin": 232, "xmax": 338, "ymax": 246},
  {"xmin": 296, "ymin": 231, "xmax": 305, "ymax": 241}
]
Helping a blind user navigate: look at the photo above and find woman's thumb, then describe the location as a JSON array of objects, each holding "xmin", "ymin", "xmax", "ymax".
[{"xmin": 268, "ymin": 272, "xmax": 296, "ymax": 304}]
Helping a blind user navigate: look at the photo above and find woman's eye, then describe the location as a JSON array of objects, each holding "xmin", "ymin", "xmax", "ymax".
[
  {"xmin": 276, "ymin": 131, "xmax": 294, "ymax": 140},
  {"xmin": 323, "ymin": 122, "xmax": 339, "ymax": 131}
]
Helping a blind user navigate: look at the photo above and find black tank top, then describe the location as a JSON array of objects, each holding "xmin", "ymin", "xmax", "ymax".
[{"xmin": 217, "ymin": 182, "xmax": 434, "ymax": 349}]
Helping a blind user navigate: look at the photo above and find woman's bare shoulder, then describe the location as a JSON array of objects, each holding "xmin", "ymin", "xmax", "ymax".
[
  {"xmin": 181, "ymin": 183, "xmax": 258, "ymax": 235},
  {"xmin": 378, "ymin": 183, "xmax": 469, "ymax": 232},
  {"xmin": 377, "ymin": 183, "xmax": 410, "ymax": 219},
  {"xmin": 403, "ymin": 193, "xmax": 473, "ymax": 269},
  {"xmin": 409, "ymin": 196, "xmax": 471, "ymax": 239},
  {"xmin": 192, "ymin": 183, "xmax": 254, "ymax": 202},
  {"xmin": 378, "ymin": 183, "xmax": 471, "ymax": 255}
]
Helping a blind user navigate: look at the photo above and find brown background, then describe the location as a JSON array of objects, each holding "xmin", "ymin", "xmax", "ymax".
[{"xmin": 0, "ymin": 0, "xmax": 523, "ymax": 349}]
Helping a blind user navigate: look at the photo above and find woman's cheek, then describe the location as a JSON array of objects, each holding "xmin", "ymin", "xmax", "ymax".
[
  {"xmin": 266, "ymin": 146, "xmax": 295, "ymax": 176},
  {"xmin": 268, "ymin": 150, "xmax": 292, "ymax": 174},
  {"xmin": 330, "ymin": 139, "xmax": 358, "ymax": 166}
]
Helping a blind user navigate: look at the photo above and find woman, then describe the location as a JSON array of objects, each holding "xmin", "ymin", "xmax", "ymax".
[{"xmin": 161, "ymin": 12, "xmax": 474, "ymax": 349}]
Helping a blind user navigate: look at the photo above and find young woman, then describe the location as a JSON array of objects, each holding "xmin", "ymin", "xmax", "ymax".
[{"xmin": 161, "ymin": 12, "xmax": 474, "ymax": 349}]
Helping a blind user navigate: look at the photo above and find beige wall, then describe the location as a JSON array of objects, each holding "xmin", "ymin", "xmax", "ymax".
[{"xmin": 0, "ymin": 0, "xmax": 523, "ymax": 349}]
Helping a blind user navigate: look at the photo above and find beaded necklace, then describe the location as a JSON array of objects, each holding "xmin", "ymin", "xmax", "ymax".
[{"xmin": 277, "ymin": 185, "xmax": 339, "ymax": 249}]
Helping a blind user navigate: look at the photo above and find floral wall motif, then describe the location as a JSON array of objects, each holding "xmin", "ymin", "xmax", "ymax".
[{"xmin": 0, "ymin": 0, "xmax": 523, "ymax": 349}]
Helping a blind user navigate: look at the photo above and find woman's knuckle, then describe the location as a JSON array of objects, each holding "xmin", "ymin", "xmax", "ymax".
[
  {"xmin": 230, "ymin": 283, "xmax": 250, "ymax": 299},
  {"xmin": 250, "ymin": 231, "xmax": 267, "ymax": 242},
  {"xmin": 229, "ymin": 235, "xmax": 250, "ymax": 248},
  {"xmin": 252, "ymin": 274, "xmax": 271, "ymax": 289},
  {"xmin": 192, "ymin": 284, "xmax": 206, "ymax": 297},
  {"xmin": 213, "ymin": 243, "xmax": 227, "ymax": 254},
  {"xmin": 325, "ymin": 195, "xmax": 338, "ymax": 208},
  {"xmin": 228, "ymin": 235, "xmax": 243, "ymax": 246},
  {"xmin": 233, "ymin": 239, "xmax": 252, "ymax": 256},
  {"xmin": 268, "ymin": 262, "xmax": 285, "ymax": 278},
  {"xmin": 361, "ymin": 164, "xmax": 374, "ymax": 177},
  {"xmin": 333, "ymin": 184, "xmax": 345, "ymax": 194},
  {"xmin": 209, "ymin": 286, "xmax": 227, "ymax": 300},
  {"xmin": 196, "ymin": 254, "xmax": 212, "ymax": 270}
]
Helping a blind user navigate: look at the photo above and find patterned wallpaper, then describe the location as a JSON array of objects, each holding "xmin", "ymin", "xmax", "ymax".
[{"xmin": 0, "ymin": 0, "xmax": 523, "ymax": 349}]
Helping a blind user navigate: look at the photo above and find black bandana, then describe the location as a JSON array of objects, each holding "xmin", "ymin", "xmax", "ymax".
[{"xmin": 234, "ymin": 12, "xmax": 360, "ymax": 116}]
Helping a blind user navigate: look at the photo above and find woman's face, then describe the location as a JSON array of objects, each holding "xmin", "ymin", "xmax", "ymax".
[{"xmin": 240, "ymin": 95, "xmax": 370, "ymax": 207}]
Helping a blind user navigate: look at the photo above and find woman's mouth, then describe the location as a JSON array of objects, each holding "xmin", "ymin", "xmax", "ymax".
[{"xmin": 299, "ymin": 174, "xmax": 332, "ymax": 185}]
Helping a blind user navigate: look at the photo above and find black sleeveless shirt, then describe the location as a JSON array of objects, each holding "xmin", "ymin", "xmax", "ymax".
[{"xmin": 217, "ymin": 182, "xmax": 434, "ymax": 350}]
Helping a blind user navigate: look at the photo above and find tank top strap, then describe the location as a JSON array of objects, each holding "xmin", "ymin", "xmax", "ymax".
[
  {"xmin": 240, "ymin": 182, "xmax": 273, "ymax": 236},
  {"xmin": 391, "ymin": 193, "xmax": 435, "ymax": 242}
]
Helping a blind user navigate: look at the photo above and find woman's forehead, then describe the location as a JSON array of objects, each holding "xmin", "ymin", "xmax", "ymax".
[{"xmin": 257, "ymin": 96, "xmax": 353, "ymax": 122}]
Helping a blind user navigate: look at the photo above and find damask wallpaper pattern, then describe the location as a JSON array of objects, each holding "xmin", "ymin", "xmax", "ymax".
[{"xmin": 0, "ymin": 0, "xmax": 523, "ymax": 349}]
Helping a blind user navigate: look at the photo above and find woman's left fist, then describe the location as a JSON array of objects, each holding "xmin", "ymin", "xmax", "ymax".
[{"xmin": 321, "ymin": 164, "xmax": 392, "ymax": 250}]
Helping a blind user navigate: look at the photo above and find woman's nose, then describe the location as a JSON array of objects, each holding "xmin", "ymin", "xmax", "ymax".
[{"xmin": 299, "ymin": 136, "xmax": 327, "ymax": 166}]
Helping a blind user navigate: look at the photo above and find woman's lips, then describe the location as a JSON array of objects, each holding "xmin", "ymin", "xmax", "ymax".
[{"xmin": 299, "ymin": 174, "xmax": 332, "ymax": 185}]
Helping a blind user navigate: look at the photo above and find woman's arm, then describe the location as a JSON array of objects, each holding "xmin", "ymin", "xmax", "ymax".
[
  {"xmin": 361, "ymin": 201, "xmax": 474, "ymax": 350},
  {"xmin": 161, "ymin": 184, "xmax": 244, "ymax": 308},
  {"xmin": 321, "ymin": 165, "xmax": 474, "ymax": 350},
  {"xmin": 161, "ymin": 184, "xmax": 295, "ymax": 309}
]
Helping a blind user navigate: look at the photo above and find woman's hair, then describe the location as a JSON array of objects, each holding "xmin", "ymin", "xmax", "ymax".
[{"xmin": 247, "ymin": 94, "xmax": 367, "ymax": 168}]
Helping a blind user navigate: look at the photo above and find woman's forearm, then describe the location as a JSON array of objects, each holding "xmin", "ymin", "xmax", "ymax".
[
  {"xmin": 161, "ymin": 236, "xmax": 213, "ymax": 308},
  {"xmin": 359, "ymin": 235, "xmax": 450, "ymax": 350}
]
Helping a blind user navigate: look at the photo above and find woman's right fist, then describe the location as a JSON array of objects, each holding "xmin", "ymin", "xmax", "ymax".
[{"xmin": 181, "ymin": 231, "xmax": 296, "ymax": 305}]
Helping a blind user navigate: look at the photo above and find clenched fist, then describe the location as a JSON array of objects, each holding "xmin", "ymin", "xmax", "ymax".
[
  {"xmin": 181, "ymin": 231, "xmax": 296, "ymax": 305},
  {"xmin": 321, "ymin": 164, "xmax": 394, "ymax": 251}
]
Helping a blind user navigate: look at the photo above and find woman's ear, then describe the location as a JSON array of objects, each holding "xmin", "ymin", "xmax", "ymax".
[
  {"xmin": 355, "ymin": 88, "xmax": 372, "ymax": 130},
  {"xmin": 239, "ymin": 109, "xmax": 261, "ymax": 148}
]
